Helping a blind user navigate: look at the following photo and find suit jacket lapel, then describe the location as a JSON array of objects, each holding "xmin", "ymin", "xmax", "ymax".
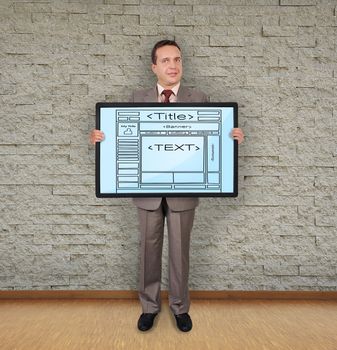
[
  {"xmin": 144, "ymin": 87, "xmax": 158, "ymax": 102},
  {"xmin": 176, "ymin": 86, "xmax": 191, "ymax": 102}
]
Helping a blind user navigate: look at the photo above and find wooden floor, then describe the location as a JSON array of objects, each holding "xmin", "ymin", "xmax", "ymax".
[{"xmin": 0, "ymin": 298, "xmax": 337, "ymax": 350}]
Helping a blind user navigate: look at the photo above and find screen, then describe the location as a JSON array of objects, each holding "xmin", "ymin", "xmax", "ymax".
[{"xmin": 96, "ymin": 103, "xmax": 238, "ymax": 197}]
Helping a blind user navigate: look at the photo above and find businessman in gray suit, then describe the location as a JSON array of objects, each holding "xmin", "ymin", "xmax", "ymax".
[{"xmin": 90, "ymin": 40, "xmax": 244, "ymax": 332}]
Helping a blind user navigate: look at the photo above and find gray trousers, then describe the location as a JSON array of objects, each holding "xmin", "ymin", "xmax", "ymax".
[{"xmin": 137, "ymin": 198, "xmax": 195, "ymax": 315}]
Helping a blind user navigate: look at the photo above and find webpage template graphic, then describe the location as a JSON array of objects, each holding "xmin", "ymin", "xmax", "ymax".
[{"xmin": 96, "ymin": 103, "xmax": 238, "ymax": 197}]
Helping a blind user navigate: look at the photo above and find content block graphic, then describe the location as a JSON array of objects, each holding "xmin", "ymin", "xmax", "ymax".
[{"xmin": 96, "ymin": 103, "xmax": 238, "ymax": 197}]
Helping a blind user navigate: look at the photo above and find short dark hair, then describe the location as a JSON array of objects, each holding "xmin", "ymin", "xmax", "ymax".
[{"xmin": 151, "ymin": 40, "xmax": 181, "ymax": 64}]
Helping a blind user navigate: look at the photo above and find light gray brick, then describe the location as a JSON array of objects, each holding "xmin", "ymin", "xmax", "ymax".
[
  {"xmin": 106, "ymin": 0, "xmax": 139, "ymax": 4},
  {"xmin": 31, "ymin": 214, "xmax": 106, "ymax": 225},
  {"xmin": 300, "ymin": 265, "xmax": 336, "ymax": 277},
  {"xmin": 52, "ymin": 3, "xmax": 89, "ymax": 14},
  {"xmin": 280, "ymin": 8, "xmax": 317, "ymax": 26},
  {"xmin": 124, "ymin": 4, "xmax": 192, "ymax": 15},
  {"xmin": 280, "ymin": 0, "xmax": 317, "ymax": 5},
  {"xmin": 227, "ymin": 25, "xmax": 264, "ymax": 37},
  {"xmin": 280, "ymin": 276, "xmax": 319, "ymax": 290},
  {"xmin": 315, "ymin": 278, "xmax": 337, "ymax": 290},
  {"xmin": 175, "ymin": 15, "xmax": 209, "ymax": 25},
  {"xmin": 13, "ymin": 3, "xmax": 52, "ymax": 13},
  {"xmin": 287, "ymin": 36, "xmax": 317, "ymax": 48},
  {"xmin": 195, "ymin": 45, "xmax": 264, "ymax": 58},
  {"xmin": 141, "ymin": 0, "xmax": 174, "ymax": 3},
  {"xmin": 226, "ymin": 5, "xmax": 281, "ymax": 16},
  {"xmin": 139, "ymin": 14, "xmax": 174, "ymax": 25},
  {"xmin": 245, "ymin": 15, "xmax": 279, "ymax": 26},
  {"xmin": 264, "ymin": 264, "xmax": 299, "ymax": 276},
  {"xmin": 263, "ymin": 25, "xmax": 298, "ymax": 37},
  {"xmin": 315, "ymin": 214, "xmax": 337, "ymax": 228},
  {"xmin": 193, "ymin": 25, "xmax": 227, "ymax": 35},
  {"xmin": 192, "ymin": 5, "xmax": 229, "ymax": 15},
  {"xmin": 210, "ymin": 35, "xmax": 246, "ymax": 47},
  {"xmin": 122, "ymin": 24, "xmax": 159, "ymax": 35}
]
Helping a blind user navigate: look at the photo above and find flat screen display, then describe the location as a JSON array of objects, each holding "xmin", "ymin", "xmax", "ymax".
[{"xmin": 96, "ymin": 103, "xmax": 238, "ymax": 197}]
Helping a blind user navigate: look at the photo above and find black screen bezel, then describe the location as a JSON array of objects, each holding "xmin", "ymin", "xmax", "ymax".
[{"xmin": 95, "ymin": 102, "xmax": 238, "ymax": 198}]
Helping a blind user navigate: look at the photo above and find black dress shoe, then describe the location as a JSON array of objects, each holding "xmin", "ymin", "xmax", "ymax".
[
  {"xmin": 174, "ymin": 313, "xmax": 192, "ymax": 332},
  {"xmin": 137, "ymin": 313, "xmax": 158, "ymax": 331}
]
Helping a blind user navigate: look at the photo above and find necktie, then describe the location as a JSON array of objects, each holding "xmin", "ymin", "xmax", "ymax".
[{"xmin": 162, "ymin": 89, "xmax": 173, "ymax": 103}]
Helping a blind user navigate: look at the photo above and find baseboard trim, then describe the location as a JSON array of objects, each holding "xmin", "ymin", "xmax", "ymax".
[{"xmin": 0, "ymin": 290, "xmax": 337, "ymax": 300}]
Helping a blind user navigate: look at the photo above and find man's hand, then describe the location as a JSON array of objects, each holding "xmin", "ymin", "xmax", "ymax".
[
  {"xmin": 231, "ymin": 128, "xmax": 244, "ymax": 144},
  {"xmin": 90, "ymin": 129, "xmax": 105, "ymax": 144}
]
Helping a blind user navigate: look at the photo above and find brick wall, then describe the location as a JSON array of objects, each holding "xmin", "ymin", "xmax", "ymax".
[{"xmin": 0, "ymin": 0, "xmax": 336, "ymax": 291}]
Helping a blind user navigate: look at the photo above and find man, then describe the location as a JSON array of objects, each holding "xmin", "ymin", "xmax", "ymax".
[{"xmin": 90, "ymin": 40, "xmax": 244, "ymax": 332}]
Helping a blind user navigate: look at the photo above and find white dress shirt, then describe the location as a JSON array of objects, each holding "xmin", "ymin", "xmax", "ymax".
[{"xmin": 156, "ymin": 82, "xmax": 180, "ymax": 103}]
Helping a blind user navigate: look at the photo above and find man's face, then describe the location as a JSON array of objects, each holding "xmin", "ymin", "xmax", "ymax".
[{"xmin": 152, "ymin": 45, "xmax": 182, "ymax": 88}]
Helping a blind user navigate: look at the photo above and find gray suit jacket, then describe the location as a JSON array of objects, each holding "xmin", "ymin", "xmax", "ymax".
[{"xmin": 130, "ymin": 86, "xmax": 209, "ymax": 211}]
